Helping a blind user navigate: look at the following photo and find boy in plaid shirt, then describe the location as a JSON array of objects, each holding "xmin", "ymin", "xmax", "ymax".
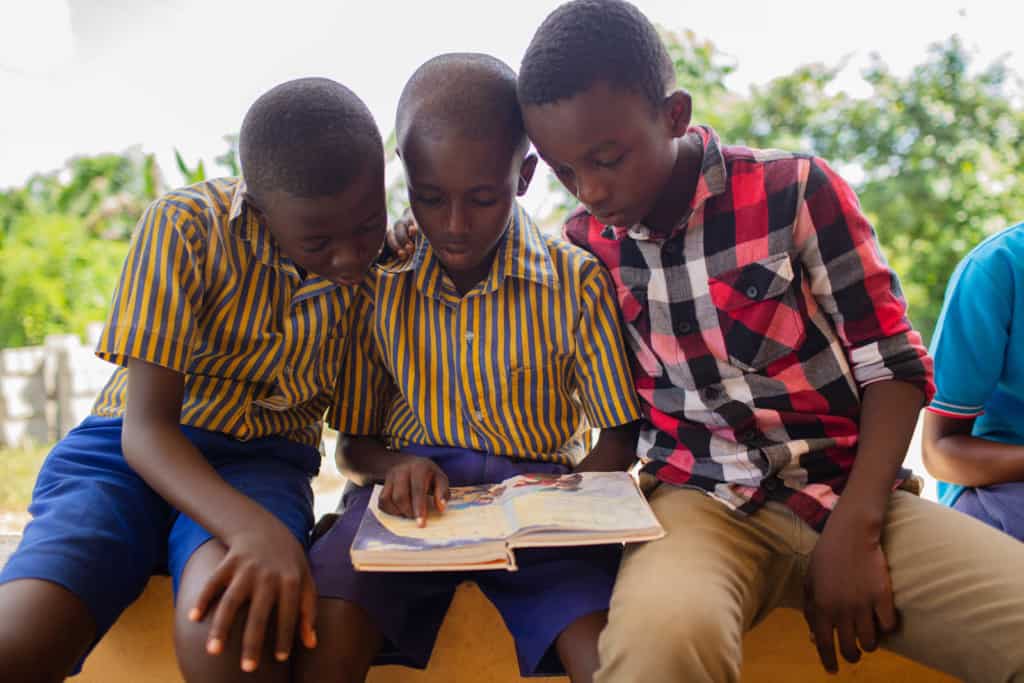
[{"xmin": 514, "ymin": 1, "xmax": 1024, "ymax": 680}]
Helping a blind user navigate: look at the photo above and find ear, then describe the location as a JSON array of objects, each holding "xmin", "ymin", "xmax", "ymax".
[
  {"xmin": 664, "ymin": 90, "xmax": 692, "ymax": 138},
  {"xmin": 516, "ymin": 153, "xmax": 539, "ymax": 196}
]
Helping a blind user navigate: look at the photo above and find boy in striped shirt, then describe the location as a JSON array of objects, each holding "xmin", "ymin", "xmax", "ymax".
[
  {"xmin": 0, "ymin": 79, "xmax": 388, "ymax": 681},
  {"xmin": 297, "ymin": 54, "xmax": 642, "ymax": 683}
]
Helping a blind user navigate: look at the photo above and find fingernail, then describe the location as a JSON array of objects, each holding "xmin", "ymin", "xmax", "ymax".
[
  {"xmin": 417, "ymin": 516, "xmax": 426, "ymax": 527},
  {"xmin": 307, "ymin": 630, "xmax": 318, "ymax": 648},
  {"xmin": 275, "ymin": 651, "xmax": 289, "ymax": 662},
  {"xmin": 188, "ymin": 607, "xmax": 201, "ymax": 622},
  {"xmin": 207, "ymin": 638, "xmax": 223, "ymax": 655},
  {"xmin": 242, "ymin": 658, "xmax": 257, "ymax": 672}
]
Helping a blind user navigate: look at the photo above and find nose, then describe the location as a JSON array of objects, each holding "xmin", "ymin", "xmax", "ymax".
[
  {"xmin": 330, "ymin": 246, "xmax": 363, "ymax": 281},
  {"xmin": 446, "ymin": 202, "xmax": 470, "ymax": 239},
  {"xmin": 575, "ymin": 171, "xmax": 610, "ymax": 208}
]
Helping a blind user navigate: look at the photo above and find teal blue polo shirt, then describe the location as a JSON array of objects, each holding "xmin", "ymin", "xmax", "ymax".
[{"xmin": 928, "ymin": 222, "xmax": 1024, "ymax": 506}]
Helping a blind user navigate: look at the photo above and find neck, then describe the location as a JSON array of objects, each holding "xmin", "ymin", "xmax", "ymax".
[
  {"xmin": 445, "ymin": 242, "xmax": 502, "ymax": 296},
  {"xmin": 642, "ymin": 133, "xmax": 703, "ymax": 234}
]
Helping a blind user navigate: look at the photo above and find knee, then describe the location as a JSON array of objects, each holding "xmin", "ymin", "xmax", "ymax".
[
  {"xmin": 0, "ymin": 624, "xmax": 72, "ymax": 683},
  {"xmin": 598, "ymin": 595, "xmax": 742, "ymax": 683}
]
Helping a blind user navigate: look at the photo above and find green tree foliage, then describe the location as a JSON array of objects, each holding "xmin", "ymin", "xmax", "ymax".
[
  {"xmin": 719, "ymin": 37, "xmax": 1024, "ymax": 339},
  {"xmin": 0, "ymin": 212, "xmax": 128, "ymax": 347}
]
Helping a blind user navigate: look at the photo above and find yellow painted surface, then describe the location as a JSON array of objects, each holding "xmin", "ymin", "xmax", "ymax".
[{"xmin": 76, "ymin": 576, "xmax": 957, "ymax": 683}]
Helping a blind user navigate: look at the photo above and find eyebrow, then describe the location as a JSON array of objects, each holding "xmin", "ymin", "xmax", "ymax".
[{"xmin": 587, "ymin": 140, "xmax": 622, "ymax": 156}]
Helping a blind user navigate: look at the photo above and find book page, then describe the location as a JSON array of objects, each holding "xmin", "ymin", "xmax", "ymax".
[
  {"xmin": 503, "ymin": 471, "xmax": 658, "ymax": 534},
  {"xmin": 367, "ymin": 481, "xmax": 510, "ymax": 546}
]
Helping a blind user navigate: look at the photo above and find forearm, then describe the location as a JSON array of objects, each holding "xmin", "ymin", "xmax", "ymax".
[
  {"xmin": 574, "ymin": 421, "xmax": 640, "ymax": 473},
  {"xmin": 832, "ymin": 380, "xmax": 925, "ymax": 532},
  {"xmin": 122, "ymin": 418, "xmax": 276, "ymax": 543},
  {"xmin": 922, "ymin": 420, "xmax": 1024, "ymax": 487},
  {"xmin": 335, "ymin": 434, "xmax": 418, "ymax": 485}
]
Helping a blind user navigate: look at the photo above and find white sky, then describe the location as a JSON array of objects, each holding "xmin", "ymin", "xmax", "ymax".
[{"xmin": 0, "ymin": 0, "xmax": 1019, "ymax": 209}]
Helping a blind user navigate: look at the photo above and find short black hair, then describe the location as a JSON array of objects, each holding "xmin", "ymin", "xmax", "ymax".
[
  {"xmin": 395, "ymin": 53, "xmax": 528, "ymax": 156},
  {"xmin": 518, "ymin": 0, "xmax": 675, "ymax": 109},
  {"xmin": 239, "ymin": 77, "xmax": 383, "ymax": 198}
]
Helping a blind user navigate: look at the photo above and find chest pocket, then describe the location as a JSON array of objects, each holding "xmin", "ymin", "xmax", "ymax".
[{"xmin": 707, "ymin": 253, "xmax": 806, "ymax": 372}]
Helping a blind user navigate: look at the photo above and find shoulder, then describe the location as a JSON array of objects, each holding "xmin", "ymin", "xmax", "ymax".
[
  {"xmin": 562, "ymin": 205, "xmax": 598, "ymax": 247},
  {"xmin": 963, "ymin": 223, "xmax": 1024, "ymax": 275},
  {"xmin": 141, "ymin": 178, "xmax": 239, "ymax": 240},
  {"xmin": 152, "ymin": 178, "xmax": 237, "ymax": 222},
  {"xmin": 541, "ymin": 231, "xmax": 609, "ymax": 292}
]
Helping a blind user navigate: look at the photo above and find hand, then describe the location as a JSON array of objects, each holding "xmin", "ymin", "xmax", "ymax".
[
  {"xmin": 803, "ymin": 511, "xmax": 898, "ymax": 673},
  {"xmin": 379, "ymin": 455, "xmax": 449, "ymax": 526},
  {"xmin": 189, "ymin": 518, "xmax": 318, "ymax": 672},
  {"xmin": 385, "ymin": 208, "xmax": 418, "ymax": 260}
]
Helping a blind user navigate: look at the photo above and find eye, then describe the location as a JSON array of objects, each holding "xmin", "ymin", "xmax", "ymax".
[
  {"xmin": 412, "ymin": 193, "xmax": 443, "ymax": 207},
  {"xmin": 302, "ymin": 238, "xmax": 329, "ymax": 253},
  {"xmin": 472, "ymin": 197, "xmax": 498, "ymax": 207},
  {"xmin": 595, "ymin": 153, "xmax": 626, "ymax": 169},
  {"xmin": 554, "ymin": 165, "xmax": 575, "ymax": 179}
]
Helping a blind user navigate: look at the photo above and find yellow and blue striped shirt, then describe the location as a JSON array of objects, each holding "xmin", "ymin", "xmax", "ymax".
[
  {"xmin": 329, "ymin": 204, "xmax": 641, "ymax": 466},
  {"xmin": 93, "ymin": 178, "xmax": 357, "ymax": 448}
]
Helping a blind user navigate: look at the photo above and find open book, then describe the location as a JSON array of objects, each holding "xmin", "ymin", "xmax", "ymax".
[{"xmin": 351, "ymin": 470, "xmax": 665, "ymax": 571}]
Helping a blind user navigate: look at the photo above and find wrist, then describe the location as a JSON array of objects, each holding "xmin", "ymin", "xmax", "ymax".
[{"xmin": 828, "ymin": 499, "xmax": 885, "ymax": 541}]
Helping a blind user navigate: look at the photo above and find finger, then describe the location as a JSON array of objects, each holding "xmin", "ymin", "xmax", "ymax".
[
  {"xmin": 874, "ymin": 591, "xmax": 899, "ymax": 634},
  {"xmin": 273, "ymin": 572, "xmax": 301, "ymax": 662},
  {"xmin": 433, "ymin": 470, "xmax": 450, "ymax": 513},
  {"xmin": 410, "ymin": 468, "xmax": 429, "ymax": 526},
  {"xmin": 855, "ymin": 607, "xmax": 878, "ymax": 653},
  {"xmin": 391, "ymin": 468, "xmax": 414, "ymax": 519},
  {"xmin": 385, "ymin": 230, "xmax": 400, "ymax": 252},
  {"xmin": 379, "ymin": 476, "xmax": 396, "ymax": 516},
  {"xmin": 190, "ymin": 560, "xmax": 232, "ymax": 623},
  {"xmin": 836, "ymin": 618, "xmax": 861, "ymax": 664},
  {"xmin": 206, "ymin": 575, "xmax": 250, "ymax": 656},
  {"xmin": 299, "ymin": 573, "xmax": 318, "ymax": 649},
  {"xmin": 239, "ymin": 581, "xmax": 275, "ymax": 672},
  {"xmin": 808, "ymin": 607, "xmax": 839, "ymax": 674}
]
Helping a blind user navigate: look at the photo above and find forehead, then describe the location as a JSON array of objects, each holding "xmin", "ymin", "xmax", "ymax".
[
  {"xmin": 402, "ymin": 130, "xmax": 518, "ymax": 189},
  {"xmin": 523, "ymin": 82, "xmax": 657, "ymax": 158},
  {"xmin": 263, "ymin": 165, "xmax": 384, "ymax": 230}
]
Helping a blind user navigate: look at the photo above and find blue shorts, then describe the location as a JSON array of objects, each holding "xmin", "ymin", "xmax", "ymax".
[
  {"xmin": 309, "ymin": 445, "xmax": 621, "ymax": 677},
  {"xmin": 0, "ymin": 416, "xmax": 319, "ymax": 672},
  {"xmin": 954, "ymin": 481, "xmax": 1024, "ymax": 542}
]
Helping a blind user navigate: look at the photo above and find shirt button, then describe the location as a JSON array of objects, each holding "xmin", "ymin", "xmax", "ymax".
[
  {"xmin": 465, "ymin": 332, "xmax": 474, "ymax": 343},
  {"xmin": 701, "ymin": 386, "xmax": 720, "ymax": 402},
  {"xmin": 473, "ymin": 410, "xmax": 484, "ymax": 421},
  {"xmin": 762, "ymin": 477, "xmax": 780, "ymax": 492},
  {"xmin": 745, "ymin": 285, "xmax": 760, "ymax": 299},
  {"xmin": 674, "ymin": 320, "xmax": 693, "ymax": 335}
]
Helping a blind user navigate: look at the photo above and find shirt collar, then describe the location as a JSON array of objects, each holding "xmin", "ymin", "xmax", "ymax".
[
  {"xmin": 393, "ymin": 203, "xmax": 559, "ymax": 303},
  {"xmin": 603, "ymin": 124, "xmax": 728, "ymax": 242},
  {"xmin": 228, "ymin": 180, "xmax": 337, "ymax": 296}
]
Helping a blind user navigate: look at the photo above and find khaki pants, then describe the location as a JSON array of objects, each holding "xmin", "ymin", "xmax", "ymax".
[{"xmin": 596, "ymin": 486, "xmax": 1024, "ymax": 683}]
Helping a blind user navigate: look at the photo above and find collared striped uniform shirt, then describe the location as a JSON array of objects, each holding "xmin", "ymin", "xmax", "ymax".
[
  {"xmin": 330, "ymin": 204, "xmax": 641, "ymax": 466},
  {"xmin": 93, "ymin": 178, "xmax": 357, "ymax": 448}
]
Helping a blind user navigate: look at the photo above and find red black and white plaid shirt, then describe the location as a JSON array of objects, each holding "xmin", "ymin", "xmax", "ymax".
[{"xmin": 565, "ymin": 126, "xmax": 934, "ymax": 531}]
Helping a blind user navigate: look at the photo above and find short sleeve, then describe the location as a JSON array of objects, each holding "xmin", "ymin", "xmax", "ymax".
[
  {"xmin": 928, "ymin": 256, "xmax": 1010, "ymax": 418},
  {"xmin": 327, "ymin": 285, "xmax": 396, "ymax": 434},
  {"xmin": 573, "ymin": 261, "xmax": 643, "ymax": 428},
  {"xmin": 95, "ymin": 199, "xmax": 204, "ymax": 373}
]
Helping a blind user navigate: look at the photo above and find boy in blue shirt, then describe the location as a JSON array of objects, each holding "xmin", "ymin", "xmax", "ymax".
[
  {"xmin": 0, "ymin": 79, "xmax": 387, "ymax": 682},
  {"xmin": 923, "ymin": 222, "xmax": 1024, "ymax": 540}
]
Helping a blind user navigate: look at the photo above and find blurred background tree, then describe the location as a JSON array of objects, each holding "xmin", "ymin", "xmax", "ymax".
[{"xmin": 2, "ymin": 32, "xmax": 1022, "ymax": 347}]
